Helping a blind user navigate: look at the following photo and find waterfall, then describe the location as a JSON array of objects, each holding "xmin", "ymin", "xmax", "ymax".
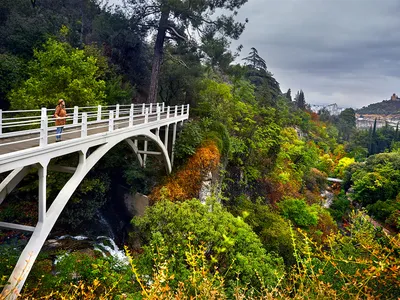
[
  {"xmin": 94, "ymin": 236, "xmax": 129, "ymax": 267},
  {"xmin": 50, "ymin": 211, "xmax": 129, "ymax": 269},
  {"xmin": 96, "ymin": 210, "xmax": 116, "ymax": 240},
  {"xmin": 58, "ymin": 235, "xmax": 88, "ymax": 241},
  {"xmin": 52, "ymin": 235, "xmax": 129, "ymax": 268}
]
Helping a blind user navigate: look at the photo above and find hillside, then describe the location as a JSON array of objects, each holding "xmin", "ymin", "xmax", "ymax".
[{"xmin": 357, "ymin": 100, "xmax": 400, "ymax": 115}]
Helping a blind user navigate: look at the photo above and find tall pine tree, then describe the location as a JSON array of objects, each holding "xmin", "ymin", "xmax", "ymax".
[
  {"xmin": 126, "ymin": 0, "xmax": 248, "ymax": 103},
  {"xmin": 285, "ymin": 88, "xmax": 292, "ymax": 101},
  {"xmin": 242, "ymin": 47, "xmax": 267, "ymax": 71},
  {"xmin": 294, "ymin": 90, "xmax": 306, "ymax": 110}
]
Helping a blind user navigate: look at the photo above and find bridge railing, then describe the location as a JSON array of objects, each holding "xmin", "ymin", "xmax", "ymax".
[{"xmin": 0, "ymin": 103, "xmax": 189, "ymax": 153}]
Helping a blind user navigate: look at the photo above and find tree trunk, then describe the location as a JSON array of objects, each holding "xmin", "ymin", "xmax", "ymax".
[{"xmin": 148, "ymin": 8, "xmax": 170, "ymax": 104}]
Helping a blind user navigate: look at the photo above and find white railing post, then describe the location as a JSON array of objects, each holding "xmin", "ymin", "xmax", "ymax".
[
  {"xmin": 97, "ymin": 105, "xmax": 102, "ymax": 121},
  {"xmin": 162, "ymin": 102, "xmax": 165, "ymax": 112},
  {"xmin": 142, "ymin": 103, "xmax": 145, "ymax": 115},
  {"xmin": 109, "ymin": 110, "xmax": 114, "ymax": 132},
  {"xmin": 167, "ymin": 106, "xmax": 170, "ymax": 119},
  {"xmin": 157, "ymin": 106, "xmax": 160, "ymax": 121},
  {"xmin": 81, "ymin": 112, "xmax": 87, "ymax": 138},
  {"xmin": 73, "ymin": 106, "xmax": 78, "ymax": 124},
  {"xmin": 174, "ymin": 105, "xmax": 178, "ymax": 117},
  {"xmin": 129, "ymin": 106, "xmax": 134, "ymax": 127},
  {"xmin": 145, "ymin": 108, "xmax": 149, "ymax": 123},
  {"xmin": 150, "ymin": 103, "xmax": 153, "ymax": 114},
  {"xmin": 116, "ymin": 104, "xmax": 120, "ymax": 119},
  {"xmin": 40, "ymin": 108, "xmax": 48, "ymax": 147},
  {"xmin": 186, "ymin": 104, "xmax": 190, "ymax": 115},
  {"xmin": 0, "ymin": 109, "xmax": 2, "ymax": 135},
  {"xmin": 181, "ymin": 104, "xmax": 185, "ymax": 115}
]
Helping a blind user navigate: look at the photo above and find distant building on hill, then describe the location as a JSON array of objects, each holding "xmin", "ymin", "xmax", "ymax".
[
  {"xmin": 391, "ymin": 93, "xmax": 398, "ymax": 101},
  {"xmin": 310, "ymin": 103, "xmax": 345, "ymax": 116}
]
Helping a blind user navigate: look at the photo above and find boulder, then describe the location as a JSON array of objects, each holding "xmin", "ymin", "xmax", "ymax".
[{"xmin": 124, "ymin": 192, "xmax": 149, "ymax": 218}]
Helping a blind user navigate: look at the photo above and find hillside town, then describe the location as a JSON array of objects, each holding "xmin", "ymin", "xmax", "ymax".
[{"xmin": 356, "ymin": 93, "xmax": 400, "ymax": 129}]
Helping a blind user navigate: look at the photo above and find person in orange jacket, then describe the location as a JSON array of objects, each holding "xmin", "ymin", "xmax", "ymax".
[{"xmin": 54, "ymin": 99, "xmax": 67, "ymax": 142}]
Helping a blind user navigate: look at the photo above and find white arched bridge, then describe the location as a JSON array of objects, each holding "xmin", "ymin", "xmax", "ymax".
[{"xmin": 0, "ymin": 102, "xmax": 189, "ymax": 298}]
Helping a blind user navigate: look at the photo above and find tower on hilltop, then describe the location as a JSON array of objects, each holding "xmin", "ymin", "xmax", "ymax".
[{"xmin": 391, "ymin": 93, "xmax": 398, "ymax": 101}]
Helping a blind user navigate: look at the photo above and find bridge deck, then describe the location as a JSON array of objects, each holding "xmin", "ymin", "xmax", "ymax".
[{"xmin": 0, "ymin": 110, "xmax": 166, "ymax": 156}]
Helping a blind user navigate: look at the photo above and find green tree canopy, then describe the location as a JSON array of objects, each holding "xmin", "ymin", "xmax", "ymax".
[
  {"xmin": 131, "ymin": 199, "xmax": 284, "ymax": 291},
  {"xmin": 336, "ymin": 108, "xmax": 356, "ymax": 142},
  {"xmin": 8, "ymin": 37, "xmax": 107, "ymax": 109}
]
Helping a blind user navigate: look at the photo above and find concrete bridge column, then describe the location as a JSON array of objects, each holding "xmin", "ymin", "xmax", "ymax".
[
  {"xmin": 171, "ymin": 122, "xmax": 177, "ymax": 166},
  {"xmin": 164, "ymin": 124, "xmax": 169, "ymax": 151},
  {"xmin": 144, "ymin": 139, "xmax": 148, "ymax": 167},
  {"xmin": 38, "ymin": 162, "xmax": 48, "ymax": 223}
]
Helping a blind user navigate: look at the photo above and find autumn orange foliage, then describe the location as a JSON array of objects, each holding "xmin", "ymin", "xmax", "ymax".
[
  {"xmin": 150, "ymin": 141, "xmax": 221, "ymax": 202},
  {"xmin": 262, "ymin": 178, "xmax": 302, "ymax": 207},
  {"xmin": 310, "ymin": 112, "xmax": 319, "ymax": 122}
]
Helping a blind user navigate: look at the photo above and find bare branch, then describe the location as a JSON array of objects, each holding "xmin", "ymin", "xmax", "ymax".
[
  {"xmin": 166, "ymin": 52, "xmax": 189, "ymax": 69},
  {"xmin": 167, "ymin": 26, "xmax": 187, "ymax": 41}
]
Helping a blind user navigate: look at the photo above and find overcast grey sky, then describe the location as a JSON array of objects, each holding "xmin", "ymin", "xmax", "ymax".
[
  {"xmin": 112, "ymin": 0, "xmax": 400, "ymax": 108},
  {"xmin": 231, "ymin": 0, "xmax": 400, "ymax": 108}
]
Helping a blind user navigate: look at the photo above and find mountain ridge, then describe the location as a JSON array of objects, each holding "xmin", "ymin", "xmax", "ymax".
[{"xmin": 357, "ymin": 99, "xmax": 400, "ymax": 115}]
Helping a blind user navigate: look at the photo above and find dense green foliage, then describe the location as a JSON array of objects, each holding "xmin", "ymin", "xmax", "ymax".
[
  {"xmin": 344, "ymin": 152, "xmax": 400, "ymax": 229},
  {"xmin": 347, "ymin": 120, "xmax": 399, "ymax": 156},
  {"xmin": 227, "ymin": 197, "xmax": 295, "ymax": 265},
  {"xmin": 131, "ymin": 199, "xmax": 284, "ymax": 293},
  {"xmin": 277, "ymin": 197, "xmax": 319, "ymax": 228},
  {"xmin": 9, "ymin": 37, "xmax": 107, "ymax": 109}
]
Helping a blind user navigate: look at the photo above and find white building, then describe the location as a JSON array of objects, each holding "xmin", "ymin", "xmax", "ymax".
[{"xmin": 310, "ymin": 103, "xmax": 346, "ymax": 116}]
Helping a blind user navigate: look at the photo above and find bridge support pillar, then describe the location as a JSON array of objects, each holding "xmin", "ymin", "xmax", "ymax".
[
  {"xmin": 164, "ymin": 124, "xmax": 169, "ymax": 150},
  {"xmin": 143, "ymin": 140, "xmax": 148, "ymax": 167},
  {"xmin": 38, "ymin": 163, "xmax": 48, "ymax": 223},
  {"xmin": 171, "ymin": 122, "xmax": 177, "ymax": 167}
]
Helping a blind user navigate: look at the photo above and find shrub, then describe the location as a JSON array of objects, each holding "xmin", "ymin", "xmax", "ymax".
[
  {"xmin": 227, "ymin": 197, "xmax": 295, "ymax": 266},
  {"xmin": 367, "ymin": 199, "xmax": 400, "ymax": 228},
  {"xmin": 277, "ymin": 197, "xmax": 319, "ymax": 228},
  {"xmin": 131, "ymin": 199, "xmax": 284, "ymax": 294},
  {"xmin": 328, "ymin": 191, "xmax": 351, "ymax": 222},
  {"xmin": 174, "ymin": 120, "xmax": 204, "ymax": 161}
]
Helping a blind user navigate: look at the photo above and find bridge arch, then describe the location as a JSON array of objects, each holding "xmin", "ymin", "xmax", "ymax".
[{"xmin": 124, "ymin": 130, "xmax": 172, "ymax": 174}]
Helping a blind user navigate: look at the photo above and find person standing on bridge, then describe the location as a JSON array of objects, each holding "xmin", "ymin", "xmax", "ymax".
[{"xmin": 54, "ymin": 99, "xmax": 67, "ymax": 142}]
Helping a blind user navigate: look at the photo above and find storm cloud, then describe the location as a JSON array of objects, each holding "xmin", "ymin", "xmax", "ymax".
[{"xmin": 232, "ymin": 0, "xmax": 400, "ymax": 108}]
